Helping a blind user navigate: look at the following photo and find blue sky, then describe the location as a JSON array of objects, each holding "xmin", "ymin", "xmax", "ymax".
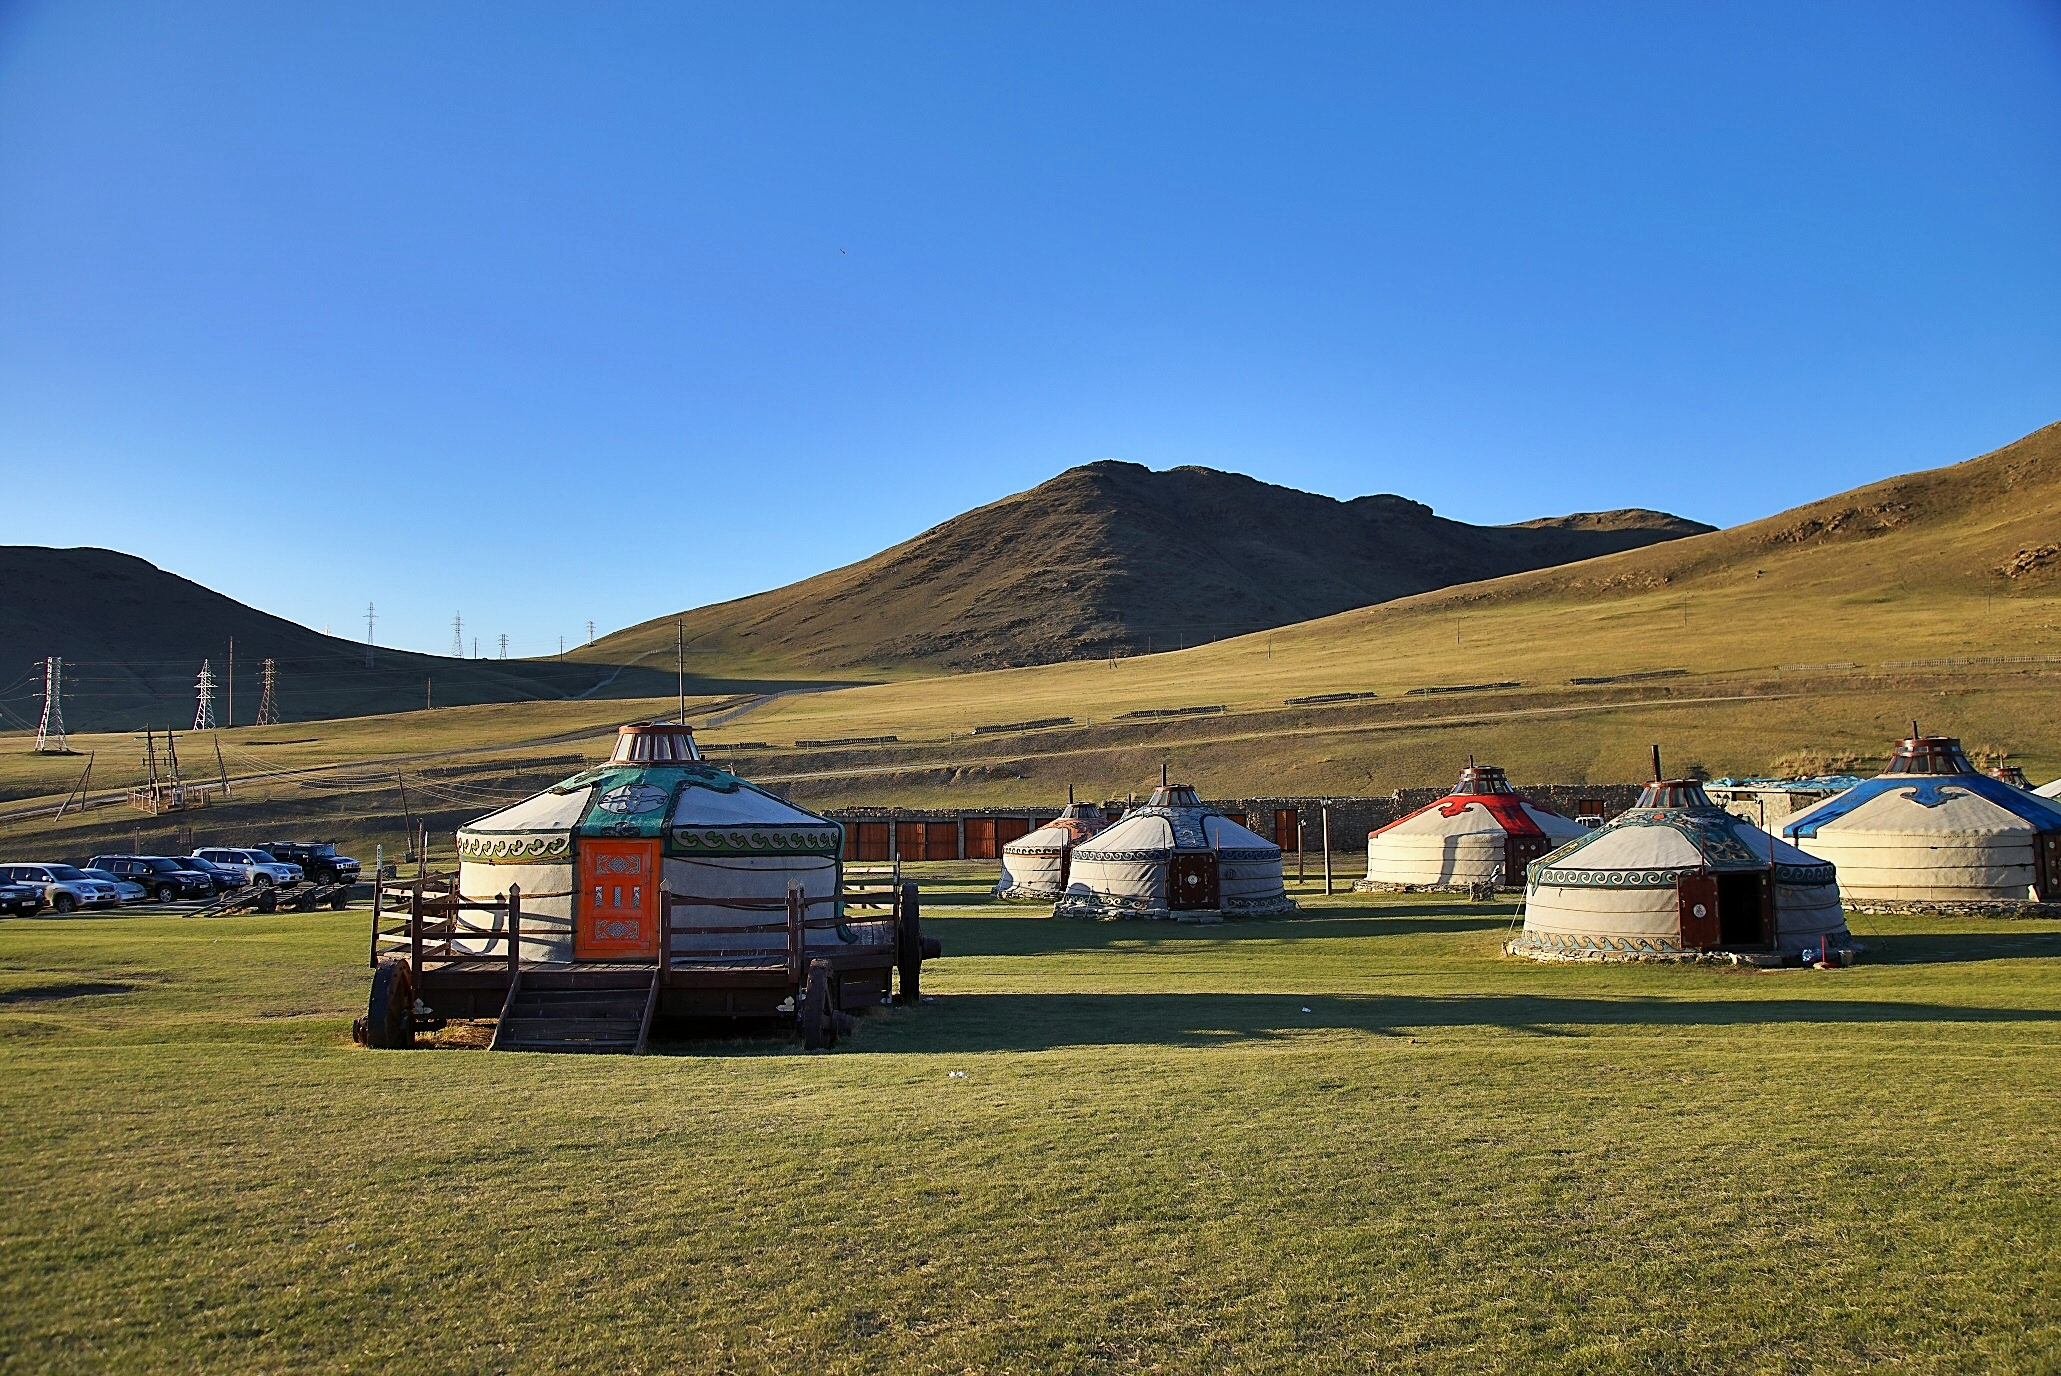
[{"xmin": 2, "ymin": 2, "xmax": 2058, "ymax": 658}]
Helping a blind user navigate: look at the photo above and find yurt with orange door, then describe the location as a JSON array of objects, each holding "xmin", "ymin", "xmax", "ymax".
[
  {"xmin": 1053, "ymin": 783, "xmax": 1292, "ymax": 921},
  {"xmin": 1361, "ymin": 762, "xmax": 1584, "ymax": 892},
  {"xmin": 454, "ymin": 722, "xmax": 862, "ymax": 962},
  {"xmin": 1511, "ymin": 771, "xmax": 1849, "ymax": 962},
  {"xmin": 995, "ymin": 795, "xmax": 1111, "ymax": 900}
]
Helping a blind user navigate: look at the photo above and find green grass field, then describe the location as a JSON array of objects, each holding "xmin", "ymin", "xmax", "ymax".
[{"xmin": 4, "ymin": 868, "xmax": 2058, "ymax": 1373}]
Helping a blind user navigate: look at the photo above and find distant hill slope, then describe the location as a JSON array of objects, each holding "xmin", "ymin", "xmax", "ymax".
[
  {"xmin": 705, "ymin": 419, "xmax": 2061, "ymax": 785},
  {"xmin": 587, "ymin": 462, "xmax": 1710, "ymax": 672},
  {"xmin": 0, "ymin": 549, "xmax": 702, "ymax": 733}
]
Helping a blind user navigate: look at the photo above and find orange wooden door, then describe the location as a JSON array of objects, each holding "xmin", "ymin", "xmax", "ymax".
[{"xmin": 577, "ymin": 839, "xmax": 661, "ymax": 959}]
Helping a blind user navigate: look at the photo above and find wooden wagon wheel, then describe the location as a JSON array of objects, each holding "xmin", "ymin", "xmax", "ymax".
[
  {"xmin": 362, "ymin": 959, "xmax": 416, "ymax": 1049},
  {"xmin": 896, "ymin": 881, "xmax": 924, "ymax": 1004},
  {"xmin": 256, "ymin": 887, "xmax": 278, "ymax": 915},
  {"xmin": 799, "ymin": 958, "xmax": 836, "ymax": 1051}
]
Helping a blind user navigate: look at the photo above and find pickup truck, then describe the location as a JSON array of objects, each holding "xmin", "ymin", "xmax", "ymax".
[{"xmin": 254, "ymin": 841, "xmax": 362, "ymax": 887}]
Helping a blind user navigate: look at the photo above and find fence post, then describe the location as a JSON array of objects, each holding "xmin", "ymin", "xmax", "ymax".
[
  {"xmin": 1322, "ymin": 801, "xmax": 1333, "ymax": 895},
  {"xmin": 409, "ymin": 883, "xmax": 423, "ymax": 986},
  {"xmin": 658, "ymin": 880, "xmax": 672, "ymax": 979},
  {"xmin": 368, "ymin": 874, "xmax": 382, "ymax": 969},
  {"xmin": 507, "ymin": 884, "xmax": 521, "ymax": 981},
  {"xmin": 785, "ymin": 882, "xmax": 804, "ymax": 986}
]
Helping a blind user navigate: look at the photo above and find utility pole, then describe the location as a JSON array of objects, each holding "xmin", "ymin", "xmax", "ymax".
[
  {"xmin": 193, "ymin": 660, "xmax": 217, "ymax": 731},
  {"xmin": 365, "ymin": 602, "xmax": 376, "ymax": 668},
  {"xmin": 213, "ymin": 735, "xmax": 231, "ymax": 799},
  {"xmin": 33, "ymin": 656, "xmax": 67, "ymax": 753},
  {"xmin": 426, "ymin": 677, "xmax": 433, "ymax": 711},
  {"xmin": 558, "ymin": 635, "xmax": 564, "ymax": 661},
  {"xmin": 676, "ymin": 621, "xmax": 685, "ymax": 723},
  {"xmin": 1321, "ymin": 800, "xmax": 1333, "ymax": 895},
  {"xmin": 451, "ymin": 613, "xmax": 464, "ymax": 658},
  {"xmin": 226, "ymin": 637, "xmax": 234, "ymax": 727},
  {"xmin": 255, "ymin": 659, "xmax": 281, "ymax": 727},
  {"xmin": 472, "ymin": 636, "xmax": 478, "ymax": 659}
]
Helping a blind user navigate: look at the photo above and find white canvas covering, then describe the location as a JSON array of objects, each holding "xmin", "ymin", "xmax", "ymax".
[
  {"xmin": 996, "ymin": 803, "xmax": 1111, "ymax": 900},
  {"xmin": 2038, "ymin": 777, "xmax": 2061, "ymax": 800},
  {"xmin": 1516, "ymin": 780, "xmax": 1847, "ymax": 960},
  {"xmin": 1781, "ymin": 737, "xmax": 2061, "ymax": 904},
  {"xmin": 1366, "ymin": 769, "xmax": 1583, "ymax": 889},
  {"xmin": 1053, "ymin": 787, "xmax": 1292, "ymax": 920}
]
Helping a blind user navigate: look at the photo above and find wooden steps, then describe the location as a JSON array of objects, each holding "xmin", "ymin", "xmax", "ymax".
[{"xmin": 490, "ymin": 964, "xmax": 659, "ymax": 1055}]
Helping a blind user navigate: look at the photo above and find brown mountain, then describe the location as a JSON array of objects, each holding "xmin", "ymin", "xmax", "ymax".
[
  {"xmin": 588, "ymin": 462, "xmax": 1710, "ymax": 672},
  {"xmin": 0, "ymin": 548, "xmax": 695, "ymax": 733}
]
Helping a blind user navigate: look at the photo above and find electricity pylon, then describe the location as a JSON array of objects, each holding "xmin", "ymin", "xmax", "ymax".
[
  {"xmin": 33, "ymin": 656, "xmax": 67, "ymax": 753},
  {"xmin": 255, "ymin": 659, "xmax": 282, "ymax": 727},
  {"xmin": 193, "ymin": 660, "xmax": 217, "ymax": 731}
]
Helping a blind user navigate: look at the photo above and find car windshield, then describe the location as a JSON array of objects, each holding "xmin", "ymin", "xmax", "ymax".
[
  {"xmin": 47, "ymin": 866, "xmax": 87, "ymax": 880},
  {"xmin": 81, "ymin": 869, "xmax": 118, "ymax": 881},
  {"xmin": 184, "ymin": 857, "xmax": 219, "ymax": 871},
  {"xmin": 308, "ymin": 844, "xmax": 338, "ymax": 857},
  {"xmin": 143, "ymin": 858, "xmax": 185, "ymax": 873},
  {"xmin": 248, "ymin": 851, "xmax": 280, "ymax": 864}
]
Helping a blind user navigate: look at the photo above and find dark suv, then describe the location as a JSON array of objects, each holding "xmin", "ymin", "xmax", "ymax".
[
  {"xmin": 254, "ymin": 841, "xmax": 362, "ymax": 887},
  {"xmin": 179, "ymin": 855, "xmax": 247, "ymax": 894},
  {"xmin": 88, "ymin": 855, "xmax": 217, "ymax": 903}
]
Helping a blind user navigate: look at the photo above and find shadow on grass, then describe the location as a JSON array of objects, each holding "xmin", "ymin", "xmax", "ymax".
[
  {"xmin": 646, "ymin": 990, "xmax": 2059, "ymax": 1056},
  {"xmin": 926, "ymin": 911, "xmax": 1517, "ymax": 958}
]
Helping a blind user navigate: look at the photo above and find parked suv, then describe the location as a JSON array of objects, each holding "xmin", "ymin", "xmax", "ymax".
[
  {"xmin": 89, "ymin": 856, "xmax": 217, "ymax": 903},
  {"xmin": 193, "ymin": 847, "xmax": 302, "ymax": 887},
  {"xmin": 0, "ymin": 864, "xmax": 121, "ymax": 913},
  {"xmin": 0, "ymin": 879, "xmax": 44, "ymax": 917},
  {"xmin": 255, "ymin": 841, "xmax": 361, "ymax": 887},
  {"xmin": 179, "ymin": 855, "xmax": 246, "ymax": 894}
]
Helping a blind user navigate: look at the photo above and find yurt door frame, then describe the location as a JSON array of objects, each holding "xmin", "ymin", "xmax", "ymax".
[
  {"xmin": 1169, "ymin": 852, "xmax": 1219, "ymax": 911},
  {"xmin": 2036, "ymin": 831, "xmax": 2061, "ymax": 901},
  {"xmin": 1503, "ymin": 835, "xmax": 1553, "ymax": 887},
  {"xmin": 575, "ymin": 838, "xmax": 661, "ymax": 960}
]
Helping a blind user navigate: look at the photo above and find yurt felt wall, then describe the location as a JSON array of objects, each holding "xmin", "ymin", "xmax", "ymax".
[
  {"xmin": 1514, "ymin": 781, "xmax": 1847, "ymax": 961},
  {"xmin": 1781, "ymin": 737, "xmax": 2061, "ymax": 906}
]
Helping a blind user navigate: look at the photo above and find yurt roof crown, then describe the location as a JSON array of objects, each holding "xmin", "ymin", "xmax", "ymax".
[
  {"xmin": 609, "ymin": 721, "xmax": 702, "ymax": 764},
  {"xmin": 1635, "ymin": 779, "xmax": 1718, "ymax": 810},
  {"xmin": 1882, "ymin": 730, "xmax": 1974, "ymax": 776},
  {"xmin": 1992, "ymin": 764, "xmax": 2032, "ymax": 789},
  {"xmin": 1450, "ymin": 763, "xmax": 1515, "ymax": 796},
  {"xmin": 1149, "ymin": 784, "xmax": 1202, "ymax": 809}
]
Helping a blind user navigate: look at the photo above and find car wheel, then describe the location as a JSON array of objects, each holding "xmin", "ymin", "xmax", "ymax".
[
  {"xmin": 54, "ymin": 894, "xmax": 76, "ymax": 914},
  {"xmin": 255, "ymin": 874, "xmax": 273, "ymax": 887},
  {"xmin": 154, "ymin": 884, "xmax": 175, "ymax": 903}
]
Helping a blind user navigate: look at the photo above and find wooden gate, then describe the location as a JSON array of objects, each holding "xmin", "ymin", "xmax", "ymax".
[
  {"xmin": 1676, "ymin": 870, "xmax": 1720, "ymax": 951},
  {"xmin": 1169, "ymin": 853, "xmax": 1219, "ymax": 911},
  {"xmin": 576, "ymin": 839, "xmax": 660, "ymax": 959}
]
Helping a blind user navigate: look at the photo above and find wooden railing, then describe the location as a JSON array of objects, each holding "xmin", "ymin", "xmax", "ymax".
[
  {"xmin": 371, "ymin": 871, "xmax": 895, "ymax": 986},
  {"xmin": 370, "ymin": 872, "xmax": 572, "ymax": 985}
]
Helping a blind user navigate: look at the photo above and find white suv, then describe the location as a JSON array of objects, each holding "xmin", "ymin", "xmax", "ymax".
[
  {"xmin": 0, "ymin": 864, "xmax": 122, "ymax": 914},
  {"xmin": 194, "ymin": 848, "xmax": 303, "ymax": 887}
]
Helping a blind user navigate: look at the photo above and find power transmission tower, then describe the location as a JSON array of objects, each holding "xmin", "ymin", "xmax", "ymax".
[
  {"xmin": 193, "ymin": 660, "xmax": 217, "ymax": 731},
  {"xmin": 451, "ymin": 613, "xmax": 463, "ymax": 658},
  {"xmin": 33, "ymin": 656, "xmax": 67, "ymax": 753},
  {"xmin": 255, "ymin": 659, "xmax": 282, "ymax": 726},
  {"xmin": 498, "ymin": 633, "xmax": 509, "ymax": 659},
  {"xmin": 364, "ymin": 602, "xmax": 376, "ymax": 668},
  {"xmin": 586, "ymin": 620, "xmax": 594, "ymax": 645}
]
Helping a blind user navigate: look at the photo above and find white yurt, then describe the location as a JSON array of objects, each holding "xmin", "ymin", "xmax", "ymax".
[
  {"xmin": 1511, "ymin": 775, "xmax": 1848, "ymax": 962},
  {"xmin": 2039, "ymin": 776, "xmax": 2061, "ymax": 801},
  {"xmin": 995, "ymin": 796, "xmax": 1111, "ymax": 900},
  {"xmin": 1053, "ymin": 783, "xmax": 1293, "ymax": 921},
  {"xmin": 454, "ymin": 722, "xmax": 861, "ymax": 961},
  {"xmin": 1780, "ymin": 732, "xmax": 2061, "ymax": 908},
  {"xmin": 1362, "ymin": 762, "xmax": 1584, "ymax": 891}
]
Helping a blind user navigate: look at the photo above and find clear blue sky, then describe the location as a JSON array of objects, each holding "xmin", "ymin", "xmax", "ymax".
[{"xmin": 2, "ymin": 2, "xmax": 2058, "ymax": 658}]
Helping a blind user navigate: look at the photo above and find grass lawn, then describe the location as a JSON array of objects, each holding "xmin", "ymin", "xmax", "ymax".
[{"xmin": 2, "ymin": 870, "xmax": 2059, "ymax": 1373}]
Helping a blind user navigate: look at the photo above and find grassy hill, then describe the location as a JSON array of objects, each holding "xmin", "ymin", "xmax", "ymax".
[
  {"xmin": 584, "ymin": 461, "xmax": 1708, "ymax": 674},
  {"xmin": 0, "ymin": 548, "xmax": 783, "ymax": 732}
]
